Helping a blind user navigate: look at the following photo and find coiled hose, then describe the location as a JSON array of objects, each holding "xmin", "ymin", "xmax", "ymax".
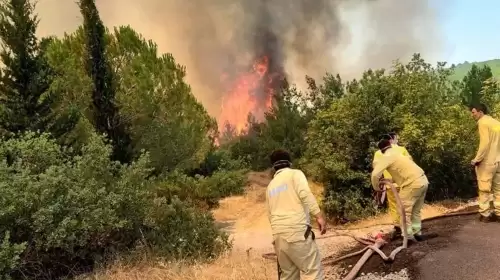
[{"xmin": 261, "ymin": 185, "xmax": 478, "ymax": 279}]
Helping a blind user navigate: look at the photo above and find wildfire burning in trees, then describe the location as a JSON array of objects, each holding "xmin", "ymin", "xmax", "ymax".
[
  {"xmin": 217, "ymin": 30, "xmax": 285, "ymax": 136},
  {"xmin": 218, "ymin": 56, "xmax": 279, "ymax": 134}
]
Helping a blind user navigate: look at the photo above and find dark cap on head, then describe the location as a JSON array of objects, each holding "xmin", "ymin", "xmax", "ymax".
[
  {"xmin": 470, "ymin": 103, "xmax": 488, "ymax": 114},
  {"xmin": 270, "ymin": 149, "xmax": 291, "ymax": 164},
  {"xmin": 378, "ymin": 139, "xmax": 392, "ymax": 153},
  {"xmin": 380, "ymin": 134, "xmax": 392, "ymax": 141},
  {"xmin": 270, "ymin": 149, "xmax": 292, "ymax": 170}
]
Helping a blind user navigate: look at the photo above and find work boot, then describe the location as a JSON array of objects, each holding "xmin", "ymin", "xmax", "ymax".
[
  {"xmin": 391, "ymin": 226, "xmax": 402, "ymax": 240},
  {"xmin": 479, "ymin": 214, "xmax": 496, "ymax": 223},
  {"xmin": 493, "ymin": 213, "xmax": 500, "ymax": 222},
  {"xmin": 407, "ymin": 236, "xmax": 419, "ymax": 246},
  {"xmin": 414, "ymin": 233, "xmax": 438, "ymax": 242},
  {"xmin": 495, "ymin": 214, "xmax": 500, "ymax": 223}
]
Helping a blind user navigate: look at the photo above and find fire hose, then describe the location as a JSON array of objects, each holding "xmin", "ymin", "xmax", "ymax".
[
  {"xmin": 341, "ymin": 183, "xmax": 408, "ymax": 280},
  {"xmin": 261, "ymin": 183, "xmax": 478, "ymax": 279}
]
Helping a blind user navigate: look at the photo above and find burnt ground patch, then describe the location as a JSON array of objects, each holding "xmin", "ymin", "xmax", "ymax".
[{"xmin": 334, "ymin": 206, "xmax": 479, "ymax": 279}]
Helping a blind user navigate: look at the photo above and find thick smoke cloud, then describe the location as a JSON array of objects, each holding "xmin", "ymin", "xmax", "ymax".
[{"xmin": 35, "ymin": 0, "xmax": 443, "ymax": 118}]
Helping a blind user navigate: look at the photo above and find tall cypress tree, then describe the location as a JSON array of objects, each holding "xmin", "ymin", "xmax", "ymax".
[
  {"xmin": 79, "ymin": 0, "xmax": 131, "ymax": 163},
  {"xmin": 0, "ymin": 0, "xmax": 54, "ymax": 134}
]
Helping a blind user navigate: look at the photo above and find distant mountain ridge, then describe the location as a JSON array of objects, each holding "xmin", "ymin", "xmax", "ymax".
[{"xmin": 450, "ymin": 59, "xmax": 500, "ymax": 81}]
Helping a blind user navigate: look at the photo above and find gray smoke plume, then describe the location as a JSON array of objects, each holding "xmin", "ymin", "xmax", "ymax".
[{"xmin": 35, "ymin": 0, "xmax": 443, "ymax": 120}]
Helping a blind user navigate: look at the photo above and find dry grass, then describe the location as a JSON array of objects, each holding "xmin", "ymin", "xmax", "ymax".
[
  {"xmin": 84, "ymin": 250, "xmax": 277, "ymax": 280},
  {"xmin": 82, "ymin": 173, "xmax": 477, "ymax": 280},
  {"xmin": 212, "ymin": 180, "xmax": 267, "ymax": 223}
]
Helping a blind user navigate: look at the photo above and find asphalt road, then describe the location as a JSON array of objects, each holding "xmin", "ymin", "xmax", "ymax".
[{"xmin": 416, "ymin": 218, "xmax": 500, "ymax": 280}]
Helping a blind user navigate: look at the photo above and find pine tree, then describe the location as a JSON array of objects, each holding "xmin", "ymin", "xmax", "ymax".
[
  {"xmin": 79, "ymin": 0, "xmax": 132, "ymax": 163},
  {"xmin": 461, "ymin": 64, "xmax": 493, "ymax": 106},
  {"xmin": 0, "ymin": 0, "xmax": 54, "ymax": 134}
]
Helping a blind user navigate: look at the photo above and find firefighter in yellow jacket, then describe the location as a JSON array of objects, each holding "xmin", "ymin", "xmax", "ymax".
[
  {"xmin": 373, "ymin": 133, "xmax": 413, "ymax": 238},
  {"xmin": 266, "ymin": 149, "xmax": 327, "ymax": 280},
  {"xmin": 470, "ymin": 103, "xmax": 500, "ymax": 222},
  {"xmin": 372, "ymin": 139, "xmax": 429, "ymax": 241}
]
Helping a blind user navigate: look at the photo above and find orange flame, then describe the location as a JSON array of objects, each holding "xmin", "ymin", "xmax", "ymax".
[{"xmin": 218, "ymin": 56, "xmax": 275, "ymax": 135}]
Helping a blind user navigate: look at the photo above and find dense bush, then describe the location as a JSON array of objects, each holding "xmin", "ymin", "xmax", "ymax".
[
  {"xmin": 0, "ymin": 132, "xmax": 230, "ymax": 278},
  {"xmin": 192, "ymin": 148, "xmax": 249, "ymax": 176},
  {"xmin": 159, "ymin": 169, "xmax": 248, "ymax": 209}
]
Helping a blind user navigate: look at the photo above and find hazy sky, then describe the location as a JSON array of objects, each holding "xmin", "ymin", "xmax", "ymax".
[
  {"xmin": 34, "ymin": 0, "xmax": 499, "ymax": 66},
  {"xmin": 436, "ymin": 0, "xmax": 500, "ymax": 64}
]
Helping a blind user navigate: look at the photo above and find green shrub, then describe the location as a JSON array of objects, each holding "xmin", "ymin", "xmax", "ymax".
[
  {"xmin": 196, "ymin": 148, "xmax": 249, "ymax": 176},
  {"xmin": 0, "ymin": 131, "xmax": 230, "ymax": 279},
  {"xmin": 322, "ymin": 189, "xmax": 379, "ymax": 223},
  {"xmin": 144, "ymin": 197, "xmax": 230, "ymax": 259},
  {"xmin": 159, "ymin": 168, "xmax": 248, "ymax": 208},
  {"xmin": 0, "ymin": 232, "xmax": 26, "ymax": 280}
]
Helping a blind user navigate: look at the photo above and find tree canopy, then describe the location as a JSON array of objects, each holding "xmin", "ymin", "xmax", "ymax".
[{"xmin": 0, "ymin": 0, "xmax": 55, "ymax": 134}]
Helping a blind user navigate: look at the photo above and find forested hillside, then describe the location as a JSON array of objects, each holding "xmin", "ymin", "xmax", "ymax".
[
  {"xmin": 0, "ymin": 0, "xmax": 499, "ymax": 279},
  {"xmin": 451, "ymin": 59, "xmax": 500, "ymax": 80}
]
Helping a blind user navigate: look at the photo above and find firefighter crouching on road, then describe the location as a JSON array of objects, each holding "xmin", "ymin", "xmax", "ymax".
[
  {"xmin": 371, "ymin": 139, "xmax": 429, "ymax": 242},
  {"xmin": 266, "ymin": 149, "xmax": 327, "ymax": 280},
  {"xmin": 470, "ymin": 103, "xmax": 500, "ymax": 222},
  {"xmin": 372, "ymin": 133, "xmax": 413, "ymax": 239}
]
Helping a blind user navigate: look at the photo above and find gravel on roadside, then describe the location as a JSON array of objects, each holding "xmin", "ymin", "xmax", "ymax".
[{"xmin": 355, "ymin": 269, "xmax": 410, "ymax": 280}]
